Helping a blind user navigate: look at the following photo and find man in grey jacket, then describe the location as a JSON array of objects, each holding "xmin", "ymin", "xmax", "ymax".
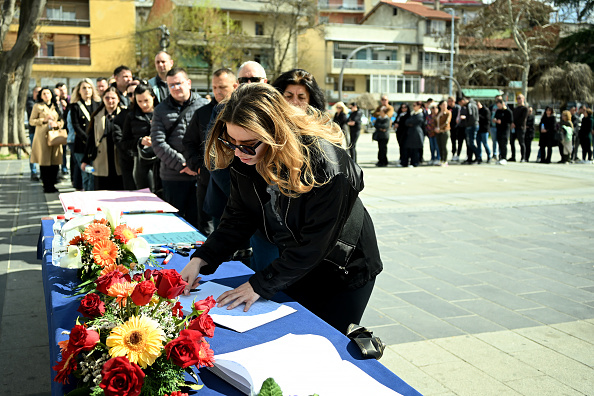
[{"xmin": 151, "ymin": 66, "xmax": 209, "ymax": 227}]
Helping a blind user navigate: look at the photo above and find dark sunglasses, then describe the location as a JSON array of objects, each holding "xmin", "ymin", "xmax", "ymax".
[
  {"xmin": 218, "ymin": 136, "xmax": 262, "ymax": 156},
  {"xmin": 238, "ymin": 76, "xmax": 264, "ymax": 84}
]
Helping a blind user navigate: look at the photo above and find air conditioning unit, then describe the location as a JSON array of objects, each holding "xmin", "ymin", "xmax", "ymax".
[{"xmin": 325, "ymin": 76, "xmax": 335, "ymax": 84}]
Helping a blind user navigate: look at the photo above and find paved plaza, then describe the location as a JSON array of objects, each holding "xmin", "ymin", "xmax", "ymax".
[{"xmin": 1, "ymin": 134, "xmax": 593, "ymax": 395}]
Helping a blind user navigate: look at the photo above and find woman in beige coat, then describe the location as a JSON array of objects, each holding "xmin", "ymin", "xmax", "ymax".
[{"xmin": 29, "ymin": 87, "xmax": 64, "ymax": 193}]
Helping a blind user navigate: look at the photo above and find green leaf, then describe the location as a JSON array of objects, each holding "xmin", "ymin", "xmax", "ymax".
[
  {"xmin": 65, "ymin": 387, "xmax": 93, "ymax": 396},
  {"xmin": 257, "ymin": 377, "xmax": 283, "ymax": 396}
]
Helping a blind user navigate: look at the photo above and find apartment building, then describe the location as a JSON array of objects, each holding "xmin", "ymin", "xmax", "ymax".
[
  {"xmin": 301, "ymin": 0, "xmax": 458, "ymax": 103},
  {"xmin": 5, "ymin": 0, "xmax": 136, "ymax": 90}
]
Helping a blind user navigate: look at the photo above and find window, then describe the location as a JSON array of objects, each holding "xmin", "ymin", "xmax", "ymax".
[
  {"xmin": 426, "ymin": 20, "xmax": 431, "ymax": 35},
  {"xmin": 369, "ymin": 75, "xmax": 421, "ymax": 94},
  {"xmin": 47, "ymin": 5, "xmax": 76, "ymax": 20},
  {"xmin": 255, "ymin": 22, "xmax": 264, "ymax": 36},
  {"xmin": 336, "ymin": 79, "xmax": 355, "ymax": 92},
  {"xmin": 405, "ymin": 53, "xmax": 411, "ymax": 64},
  {"xmin": 47, "ymin": 42, "xmax": 55, "ymax": 57},
  {"xmin": 393, "ymin": 8, "xmax": 398, "ymax": 16}
]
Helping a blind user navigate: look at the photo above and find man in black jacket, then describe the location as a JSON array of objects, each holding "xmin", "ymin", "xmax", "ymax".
[
  {"xmin": 347, "ymin": 102, "xmax": 362, "ymax": 162},
  {"xmin": 151, "ymin": 67, "xmax": 209, "ymax": 226},
  {"xmin": 510, "ymin": 94, "xmax": 528, "ymax": 162},
  {"xmin": 183, "ymin": 68, "xmax": 238, "ymax": 236}
]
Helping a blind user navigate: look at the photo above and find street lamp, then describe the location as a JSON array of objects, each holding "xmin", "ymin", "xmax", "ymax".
[
  {"xmin": 440, "ymin": 75, "xmax": 463, "ymax": 98},
  {"xmin": 338, "ymin": 44, "xmax": 385, "ymax": 100},
  {"xmin": 444, "ymin": 8, "xmax": 455, "ymax": 97}
]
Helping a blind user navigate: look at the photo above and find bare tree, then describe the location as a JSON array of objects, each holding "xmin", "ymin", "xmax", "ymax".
[
  {"xmin": 457, "ymin": 0, "xmax": 558, "ymax": 96},
  {"xmin": 533, "ymin": 62, "xmax": 594, "ymax": 108},
  {"xmin": 0, "ymin": 0, "xmax": 46, "ymax": 155},
  {"xmin": 263, "ymin": 0, "xmax": 320, "ymax": 79}
]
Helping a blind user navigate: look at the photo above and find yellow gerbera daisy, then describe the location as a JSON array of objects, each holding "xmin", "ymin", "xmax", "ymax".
[{"xmin": 106, "ymin": 315, "xmax": 165, "ymax": 369}]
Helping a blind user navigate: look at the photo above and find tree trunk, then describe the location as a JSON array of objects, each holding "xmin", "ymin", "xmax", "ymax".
[{"xmin": 0, "ymin": 0, "xmax": 45, "ymax": 155}]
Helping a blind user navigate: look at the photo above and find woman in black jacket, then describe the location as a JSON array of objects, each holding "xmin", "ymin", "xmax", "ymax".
[
  {"xmin": 578, "ymin": 108, "xmax": 593, "ymax": 162},
  {"xmin": 393, "ymin": 103, "xmax": 410, "ymax": 165},
  {"xmin": 69, "ymin": 79, "xmax": 100, "ymax": 191},
  {"xmin": 403, "ymin": 101, "xmax": 425, "ymax": 167},
  {"xmin": 180, "ymin": 84, "xmax": 383, "ymax": 334},
  {"xmin": 538, "ymin": 107, "xmax": 556, "ymax": 164},
  {"xmin": 118, "ymin": 83, "xmax": 156, "ymax": 190}
]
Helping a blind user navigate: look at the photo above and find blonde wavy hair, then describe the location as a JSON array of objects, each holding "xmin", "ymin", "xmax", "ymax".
[
  {"xmin": 205, "ymin": 83, "xmax": 344, "ymax": 197},
  {"xmin": 71, "ymin": 78, "xmax": 100, "ymax": 103},
  {"xmin": 561, "ymin": 110, "xmax": 573, "ymax": 128}
]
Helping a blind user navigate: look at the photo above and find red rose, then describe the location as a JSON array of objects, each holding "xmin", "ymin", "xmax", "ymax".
[
  {"xmin": 153, "ymin": 269, "xmax": 187, "ymax": 299},
  {"xmin": 132, "ymin": 273, "xmax": 143, "ymax": 282},
  {"xmin": 77, "ymin": 293, "xmax": 105, "ymax": 318},
  {"xmin": 165, "ymin": 392, "xmax": 188, "ymax": 396},
  {"xmin": 144, "ymin": 269, "xmax": 158, "ymax": 280},
  {"xmin": 187, "ymin": 313, "xmax": 215, "ymax": 338},
  {"xmin": 171, "ymin": 301, "xmax": 184, "ymax": 318},
  {"xmin": 165, "ymin": 329, "xmax": 204, "ymax": 368},
  {"xmin": 193, "ymin": 296, "xmax": 216, "ymax": 314},
  {"xmin": 68, "ymin": 325, "xmax": 100, "ymax": 354},
  {"xmin": 197, "ymin": 339, "xmax": 215, "ymax": 368},
  {"xmin": 100, "ymin": 356, "xmax": 145, "ymax": 396},
  {"xmin": 95, "ymin": 270, "xmax": 126, "ymax": 295},
  {"xmin": 130, "ymin": 280, "xmax": 157, "ymax": 306}
]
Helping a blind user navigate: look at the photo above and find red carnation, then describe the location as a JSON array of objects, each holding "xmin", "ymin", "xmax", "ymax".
[
  {"xmin": 77, "ymin": 293, "xmax": 105, "ymax": 318},
  {"xmin": 53, "ymin": 348, "xmax": 77, "ymax": 384},
  {"xmin": 99, "ymin": 357, "xmax": 145, "ymax": 396},
  {"xmin": 130, "ymin": 280, "xmax": 157, "ymax": 306},
  {"xmin": 171, "ymin": 301, "xmax": 184, "ymax": 318}
]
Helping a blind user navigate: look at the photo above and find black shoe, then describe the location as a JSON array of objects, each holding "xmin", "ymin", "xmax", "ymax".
[
  {"xmin": 30, "ymin": 174, "xmax": 39, "ymax": 181},
  {"xmin": 375, "ymin": 162, "xmax": 388, "ymax": 167},
  {"xmin": 508, "ymin": 157, "xmax": 516, "ymax": 162},
  {"xmin": 44, "ymin": 187, "xmax": 59, "ymax": 193}
]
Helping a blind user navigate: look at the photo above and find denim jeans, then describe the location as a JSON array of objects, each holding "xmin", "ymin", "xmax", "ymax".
[
  {"xmin": 29, "ymin": 133, "xmax": 38, "ymax": 175},
  {"xmin": 477, "ymin": 132, "xmax": 491, "ymax": 159},
  {"xmin": 74, "ymin": 152, "xmax": 94, "ymax": 191},
  {"xmin": 429, "ymin": 136, "xmax": 440, "ymax": 161},
  {"xmin": 465, "ymin": 125, "xmax": 480, "ymax": 161},
  {"xmin": 491, "ymin": 127, "xmax": 498, "ymax": 158}
]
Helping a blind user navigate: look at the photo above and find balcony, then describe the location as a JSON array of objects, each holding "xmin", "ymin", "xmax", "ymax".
[
  {"xmin": 34, "ymin": 56, "xmax": 91, "ymax": 66},
  {"xmin": 39, "ymin": 17, "xmax": 90, "ymax": 27},
  {"xmin": 332, "ymin": 58, "xmax": 402, "ymax": 71},
  {"xmin": 319, "ymin": 4, "xmax": 364, "ymax": 11},
  {"xmin": 421, "ymin": 61, "xmax": 450, "ymax": 73}
]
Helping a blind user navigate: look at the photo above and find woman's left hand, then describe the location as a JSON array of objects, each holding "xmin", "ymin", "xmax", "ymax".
[{"xmin": 216, "ymin": 282, "xmax": 260, "ymax": 312}]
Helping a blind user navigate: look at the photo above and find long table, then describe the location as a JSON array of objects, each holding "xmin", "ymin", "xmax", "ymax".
[{"xmin": 39, "ymin": 218, "xmax": 422, "ymax": 396}]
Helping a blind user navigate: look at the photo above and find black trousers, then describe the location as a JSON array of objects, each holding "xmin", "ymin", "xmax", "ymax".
[
  {"xmin": 376, "ymin": 139, "xmax": 388, "ymax": 165},
  {"xmin": 162, "ymin": 179, "xmax": 198, "ymax": 228},
  {"xmin": 402, "ymin": 148, "xmax": 420, "ymax": 167},
  {"xmin": 539, "ymin": 146, "xmax": 553, "ymax": 163},
  {"xmin": 497, "ymin": 130, "xmax": 509, "ymax": 160},
  {"xmin": 40, "ymin": 165, "xmax": 59, "ymax": 192},
  {"xmin": 118, "ymin": 150, "xmax": 136, "ymax": 190},
  {"xmin": 510, "ymin": 127, "xmax": 526, "ymax": 160},
  {"xmin": 196, "ymin": 169, "xmax": 214, "ymax": 237},
  {"xmin": 524, "ymin": 133, "xmax": 534, "ymax": 162},
  {"xmin": 579, "ymin": 133, "xmax": 592, "ymax": 160},
  {"xmin": 451, "ymin": 127, "xmax": 465, "ymax": 157},
  {"xmin": 349, "ymin": 129, "xmax": 360, "ymax": 162}
]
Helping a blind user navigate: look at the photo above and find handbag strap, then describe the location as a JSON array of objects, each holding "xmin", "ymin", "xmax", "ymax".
[
  {"xmin": 165, "ymin": 105, "xmax": 193, "ymax": 138},
  {"xmin": 78, "ymin": 101, "xmax": 91, "ymax": 122}
]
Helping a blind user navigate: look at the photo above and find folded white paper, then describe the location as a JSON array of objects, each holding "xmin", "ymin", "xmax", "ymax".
[
  {"xmin": 210, "ymin": 333, "xmax": 404, "ymax": 396},
  {"xmin": 177, "ymin": 281, "xmax": 296, "ymax": 333}
]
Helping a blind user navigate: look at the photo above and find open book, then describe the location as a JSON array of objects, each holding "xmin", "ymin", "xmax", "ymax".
[{"xmin": 209, "ymin": 333, "xmax": 403, "ymax": 396}]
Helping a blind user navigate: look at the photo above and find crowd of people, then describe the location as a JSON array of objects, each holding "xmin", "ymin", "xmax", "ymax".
[{"xmin": 367, "ymin": 94, "xmax": 594, "ymax": 167}]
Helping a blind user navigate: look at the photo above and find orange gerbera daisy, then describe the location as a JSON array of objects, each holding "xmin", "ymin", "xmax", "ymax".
[
  {"xmin": 92, "ymin": 239, "xmax": 118, "ymax": 267},
  {"xmin": 114, "ymin": 225, "xmax": 137, "ymax": 244},
  {"xmin": 84, "ymin": 223, "xmax": 111, "ymax": 244},
  {"xmin": 93, "ymin": 218, "xmax": 109, "ymax": 226},
  {"xmin": 101, "ymin": 263, "xmax": 130, "ymax": 276},
  {"xmin": 69, "ymin": 235, "xmax": 84, "ymax": 246},
  {"xmin": 107, "ymin": 281, "xmax": 136, "ymax": 307},
  {"xmin": 58, "ymin": 340, "xmax": 69, "ymax": 353}
]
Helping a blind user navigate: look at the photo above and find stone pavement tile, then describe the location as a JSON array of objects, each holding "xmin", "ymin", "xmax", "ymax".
[
  {"xmin": 417, "ymin": 265, "xmax": 483, "ymax": 287},
  {"xmin": 0, "ymin": 311, "xmax": 48, "ymax": 351},
  {"xmin": 510, "ymin": 347, "xmax": 593, "ymax": 395},
  {"xmin": 470, "ymin": 271, "xmax": 544, "ymax": 295},
  {"xmin": 2, "ymin": 273, "xmax": 45, "ymax": 316},
  {"xmin": 432, "ymin": 335, "xmax": 542, "ymax": 382},
  {"xmin": 367, "ymin": 323, "xmax": 424, "ymax": 345},
  {"xmin": 515, "ymin": 307, "xmax": 580, "ymax": 325},
  {"xmin": 514, "ymin": 325, "xmax": 594, "ymax": 367},
  {"xmin": 368, "ymin": 288, "xmax": 410, "ymax": 310},
  {"xmin": 444, "ymin": 315, "xmax": 507, "ymax": 334},
  {"xmin": 361, "ymin": 306, "xmax": 400, "ymax": 327},
  {"xmin": 504, "ymin": 375, "xmax": 585, "ymax": 396},
  {"xmin": 380, "ymin": 346, "xmax": 452, "ymax": 396},
  {"xmin": 475, "ymin": 330, "xmax": 542, "ymax": 353},
  {"xmin": 453, "ymin": 299, "xmax": 542, "ymax": 329},
  {"xmin": 522, "ymin": 277, "xmax": 594, "ymax": 303},
  {"xmin": 375, "ymin": 272, "xmax": 420, "ymax": 293},
  {"xmin": 407, "ymin": 277, "xmax": 478, "ymax": 301},
  {"xmin": 390, "ymin": 340, "xmax": 460, "ymax": 367},
  {"xmin": 394, "ymin": 291, "xmax": 472, "ymax": 318},
  {"xmin": 480, "ymin": 260, "xmax": 537, "ymax": 280},
  {"xmin": 420, "ymin": 360, "xmax": 522, "ymax": 396},
  {"xmin": 383, "ymin": 305, "xmax": 465, "ymax": 339},
  {"xmin": 383, "ymin": 263, "xmax": 429, "ymax": 281},
  {"xmin": 550, "ymin": 320, "xmax": 594, "ymax": 344},
  {"xmin": 462, "ymin": 284, "xmax": 541, "ymax": 310},
  {"xmin": 525, "ymin": 265, "xmax": 594, "ymax": 289},
  {"xmin": 521, "ymin": 291, "xmax": 594, "ymax": 319},
  {"xmin": 0, "ymin": 344, "xmax": 51, "ymax": 395}
]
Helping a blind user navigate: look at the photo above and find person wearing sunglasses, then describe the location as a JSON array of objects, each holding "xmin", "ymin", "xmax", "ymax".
[{"xmin": 180, "ymin": 83, "xmax": 383, "ymax": 334}]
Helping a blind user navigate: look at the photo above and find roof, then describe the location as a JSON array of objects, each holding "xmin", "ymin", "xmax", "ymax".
[
  {"xmin": 361, "ymin": 0, "xmax": 459, "ymax": 23},
  {"xmin": 409, "ymin": 0, "xmax": 485, "ymax": 6}
]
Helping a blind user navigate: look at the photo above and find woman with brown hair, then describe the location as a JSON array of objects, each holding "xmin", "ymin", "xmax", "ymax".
[
  {"xmin": 29, "ymin": 87, "xmax": 64, "ymax": 193},
  {"xmin": 435, "ymin": 100, "xmax": 451, "ymax": 166},
  {"xmin": 180, "ymin": 83, "xmax": 383, "ymax": 333}
]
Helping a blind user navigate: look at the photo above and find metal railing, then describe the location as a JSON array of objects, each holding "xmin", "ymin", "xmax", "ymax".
[
  {"xmin": 421, "ymin": 61, "xmax": 450, "ymax": 71},
  {"xmin": 333, "ymin": 59, "xmax": 402, "ymax": 70},
  {"xmin": 39, "ymin": 17, "xmax": 91, "ymax": 27}
]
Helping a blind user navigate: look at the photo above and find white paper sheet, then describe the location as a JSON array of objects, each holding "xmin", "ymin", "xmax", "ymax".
[
  {"xmin": 210, "ymin": 334, "xmax": 404, "ymax": 396},
  {"xmin": 177, "ymin": 281, "xmax": 296, "ymax": 333},
  {"xmin": 59, "ymin": 189, "xmax": 178, "ymax": 215}
]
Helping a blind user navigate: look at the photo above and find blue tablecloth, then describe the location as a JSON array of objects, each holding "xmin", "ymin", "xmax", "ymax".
[{"xmin": 39, "ymin": 218, "xmax": 422, "ymax": 396}]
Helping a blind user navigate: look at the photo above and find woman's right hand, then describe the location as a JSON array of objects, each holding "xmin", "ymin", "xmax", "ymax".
[
  {"xmin": 81, "ymin": 162, "xmax": 87, "ymax": 171},
  {"xmin": 141, "ymin": 136, "xmax": 152, "ymax": 147},
  {"xmin": 180, "ymin": 257, "xmax": 208, "ymax": 295}
]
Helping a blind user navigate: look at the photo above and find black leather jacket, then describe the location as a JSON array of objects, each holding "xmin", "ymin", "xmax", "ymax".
[{"xmin": 192, "ymin": 139, "xmax": 383, "ymax": 299}]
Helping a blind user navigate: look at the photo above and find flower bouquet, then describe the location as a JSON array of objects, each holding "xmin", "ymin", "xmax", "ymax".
[{"xmin": 53, "ymin": 210, "xmax": 217, "ymax": 396}]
